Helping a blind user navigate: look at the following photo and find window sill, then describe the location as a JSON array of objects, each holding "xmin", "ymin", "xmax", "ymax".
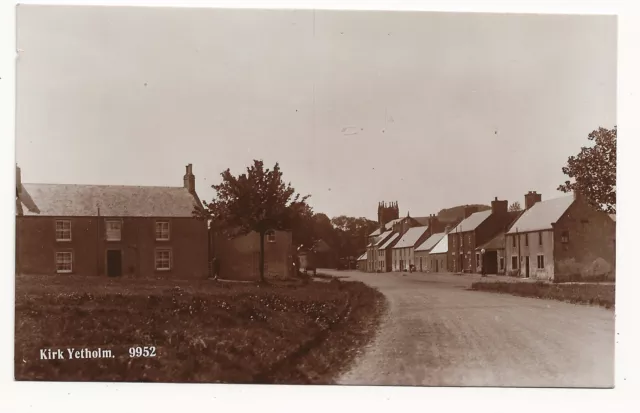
[
  {"xmin": 56, "ymin": 270, "xmax": 72, "ymax": 274},
  {"xmin": 56, "ymin": 239, "xmax": 72, "ymax": 242},
  {"xmin": 155, "ymin": 239, "xmax": 171, "ymax": 242},
  {"xmin": 155, "ymin": 268, "xmax": 171, "ymax": 272}
]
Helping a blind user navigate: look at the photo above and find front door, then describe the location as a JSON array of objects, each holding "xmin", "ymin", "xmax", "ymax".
[
  {"xmin": 106, "ymin": 250, "xmax": 122, "ymax": 277},
  {"xmin": 435, "ymin": 259, "xmax": 439, "ymax": 272},
  {"xmin": 525, "ymin": 256, "xmax": 530, "ymax": 278}
]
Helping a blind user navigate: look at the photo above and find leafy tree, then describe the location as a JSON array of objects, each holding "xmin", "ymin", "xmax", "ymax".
[
  {"xmin": 331, "ymin": 216, "xmax": 378, "ymax": 258},
  {"xmin": 558, "ymin": 126, "xmax": 616, "ymax": 213},
  {"xmin": 200, "ymin": 160, "xmax": 309, "ymax": 282},
  {"xmin": 508, "ymin": 201, "xmax": 522, "ymax": 212}
]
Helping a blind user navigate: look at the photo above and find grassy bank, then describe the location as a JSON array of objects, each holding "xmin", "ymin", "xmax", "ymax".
[
  {"xmin": 15, "ymin": 275, "xmax": 385, "ymax": 384},
  {"xmin": 470, "ymin": 280, "xmax": 615, "ymax": 309}
]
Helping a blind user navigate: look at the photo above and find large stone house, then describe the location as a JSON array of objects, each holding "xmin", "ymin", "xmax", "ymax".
[
  {"xmin": 505, "ymin": 191, "xmax": 616, "ymax": 281},
  {"xmin": 15, "ymin": 164, "xmax": 209, "ymax": 278}
]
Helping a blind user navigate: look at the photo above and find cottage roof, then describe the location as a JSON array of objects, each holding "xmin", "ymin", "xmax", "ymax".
[
  {"xmin": 392, "ymin": 226, "xmax": 429, "ymax": 249},
  {"xmin": 412, "ymin": 216, "xmax": 432, "ymax": 226},
  {"xmin": 609, "ymin": 214, "xmax": 616, "ymax": 222},
  {"xmin": 18, "ymin": 183, "xmax": 201, "ymax": 217},
  {"xmin": 378, "ymin": 232, "xmax": 400, "ymax": 250},
  {"xmin": 368, "ymin": 228, "xmax": 382, "ymax": 237},
  {"xmin": 374, "ymin": 230, "xmax": 394, "ymax": 246},
  {"xmin": 506, "ymin": 196, "xmax": 574, "ymax": 234},
  {"xmin": 450, "ymin": 210, "xmax": 492, "ymax": 233},
  {"xmin": 476, "ymin": 232, "xmax": 506, "ymax": 251},
  {"xmin": 415, "ymin": 232, "xmax": 445, "ymax": 252},
  {"xmin": 429, "ymin": 233, "xmax": 449, "ymax": 254},
  {"xmin": 357, "ymin": 252, "xmax": 367, "ymax": 261}
]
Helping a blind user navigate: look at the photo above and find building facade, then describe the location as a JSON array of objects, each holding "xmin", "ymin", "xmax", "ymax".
[
  {"xmin": 16, "ymin": 164, "xmax": 209, "ymax": 278},
  {"xmin": 505, "ymin": 191, "xmax": 616, "ymax": 281},
  {"xmin": 212, "ymin": 229, "xmax": 293, "ymax": 281}
]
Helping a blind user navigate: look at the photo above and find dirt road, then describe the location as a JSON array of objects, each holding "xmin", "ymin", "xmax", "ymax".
[{"xmin": 322, "ymin": 270, "xmax": 614, "ymax": 388}]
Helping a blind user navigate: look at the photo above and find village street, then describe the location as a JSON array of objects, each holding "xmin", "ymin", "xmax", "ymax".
[{"xmin": 320, "ymin": 270, "xmax": 615, "ymax": 388}]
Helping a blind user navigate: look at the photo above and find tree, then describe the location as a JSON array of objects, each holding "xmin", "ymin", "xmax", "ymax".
[
  {"xmin": 558, "ymin": 126, "xmax": 616, "ymax": 213},
  {"xmin": 200, "ymin": 160, "xmax": 309, "ymax": 283},
  {"xmin": 331, "ymin": 216, "xmax": 378, "ymax": 258},
  {"xmin": 508, "ymin": 201, "xmax": 522, "ymax": 212}
]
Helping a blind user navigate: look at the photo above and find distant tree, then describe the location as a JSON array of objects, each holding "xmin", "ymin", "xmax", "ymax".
[
  {"xmin": 508, "ymin": 201, "xmax": 522, "ymax": 212},
  {"xmin": 199, "ymin": 160, "xmax": 309, "ymax": 283},
  {"xmin": 331, "ymin": 216, "xmax": 378, "ymax": 258},
  {"xmin": 558, "ymin": 126, "xmax": 616, "ymax": 213}
]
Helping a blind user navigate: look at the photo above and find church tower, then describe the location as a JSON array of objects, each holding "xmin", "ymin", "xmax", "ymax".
[{"xmin": 377, "ymin": 201, "xmax": 399, "ymax": 231}]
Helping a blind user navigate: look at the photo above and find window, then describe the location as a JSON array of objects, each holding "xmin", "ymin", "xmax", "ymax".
[
  {"xmin": 266, "ymin": 230, "xmax": 276, "ymax": 243},
  {"xmin": 512, "ymin": 235, "xmax": 516, "ymax": 247},
  {"xmin": 511, "ymin": 256, "xmax": 519, "ymax": 269},
  {"xmin": 561, "ymin": 231, "xmax": 569, "ymax": 244},
  {"xmin": 105, "ymin": 220, "xmax": 122, "ymax": 241},
  {"xmin": 55, "ymin": 251, "xmax": 73, "ymax": 273},
  {"xmin": 524, "ymin": 234, "xmax": 529, "ymax": 246},
  {"xmin": 155, "ymin": 249, "xmax": 172, "ymax": 271},
  {"xmin": 499, "ymin": 257, "xmax": 505, "ymax": 271},
  {"xmin": 538, "ymin": 232, "xmax": 543, "ymax": 246},
  {"xmin": 537, "ymin": 254, "xmax": 545, "ymax": 269},
  {"xmin": 475, "ymin": 253, "xmax": 480, "ymax": 266},
  {"xmin": 55, "ymin": 220, "xmax": 71, "ymax": 241},
  {"xmin": 155, "ymin": 221, "xmax": 170, "ymax": 241},
  {"xmin": 453, "ymin": 237, "xmax": 456, "ymax": 247}
]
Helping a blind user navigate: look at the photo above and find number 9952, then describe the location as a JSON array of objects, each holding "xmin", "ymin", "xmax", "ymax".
[{"xmin": 129, "ymin": 346, "xmax": 157, "ymax": 358}]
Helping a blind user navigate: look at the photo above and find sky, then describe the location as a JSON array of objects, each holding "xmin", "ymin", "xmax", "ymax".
[{"xmin": 15, "ymin": 6, "xmax": 616, "ymax": 221}]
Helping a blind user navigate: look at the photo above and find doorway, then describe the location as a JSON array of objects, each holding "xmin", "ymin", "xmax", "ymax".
[
  {"xmin": 525, "ymin": 256, "xmax": 530, "ymax": 278},
  {"xmin": 106, "ymin": 249, "xmax": 122, "ymax": 277}
]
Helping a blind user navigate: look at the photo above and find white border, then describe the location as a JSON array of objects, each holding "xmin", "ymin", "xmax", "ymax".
[{"xmin": 2, "ymin": 1, "xmax": 639, "ymax": 412}]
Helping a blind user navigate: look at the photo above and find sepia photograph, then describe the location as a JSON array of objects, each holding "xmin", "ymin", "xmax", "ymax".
[{"xmin": 13, "ymin": 3, "xmax": 617, "ymax": 388}]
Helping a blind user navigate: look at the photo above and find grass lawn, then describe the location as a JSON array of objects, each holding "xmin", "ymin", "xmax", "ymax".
[
  {"xmin": 471, "ymin": 280, "xmax": 615, "ymax": 309},
  {"xmin": 15, "ymin": 274, "xmax": 385, "ymax": 384}
]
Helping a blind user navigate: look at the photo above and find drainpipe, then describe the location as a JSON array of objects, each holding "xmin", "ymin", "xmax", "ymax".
[{"xmin": 517, "ymin": 227, "xmax": 521, "ymax": 277}]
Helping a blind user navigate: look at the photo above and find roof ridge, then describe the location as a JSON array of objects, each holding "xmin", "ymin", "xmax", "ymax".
[{"xmin": 23, "ymin": 182, "xmax": 187, "ymax": 190}]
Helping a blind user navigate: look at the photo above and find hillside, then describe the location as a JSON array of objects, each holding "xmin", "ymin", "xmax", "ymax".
[{"xmin": 436, "ymin": 204, "xmax": 491, "ymax": 224}]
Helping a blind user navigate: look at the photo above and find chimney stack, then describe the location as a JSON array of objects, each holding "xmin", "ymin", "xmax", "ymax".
[
  {"xmin": 464, "ymin": 205, "xmax": 479, "ymax": 218},
  {"xmin": 524, "ymin": 191, "xmax": 542, "ymax": 210},
  {"xmin": 16, "ymin": 164, "xmax": 22, "ymax": 194},
  {"xmin": 491, "ymin": 197, "xmax": 508, "ymax": 215},
  {"xmin": 183, "ymin": 163, "xmax": 195, "ymax": 193}
]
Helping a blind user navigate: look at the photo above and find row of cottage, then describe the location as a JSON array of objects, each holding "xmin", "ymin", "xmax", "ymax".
[
  {"xmin": 356, "ymin": 193, "xmax": 616, "ymax": 282},
  {"xmin": 15, "ymin": 164, "xmax": 294, "ymax": 281}
]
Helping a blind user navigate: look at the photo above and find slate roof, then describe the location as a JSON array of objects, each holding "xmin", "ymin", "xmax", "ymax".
[
  {"xmin": 506, "ymin": 196, "xmax": 574, "ymax": 234},
  {"xmin": 392, "ymin": 226, "xmax": 429, "ymax": 249},
  {"xmin": 374, "ymin": 230, "xmax": 394, "ymax": 246},
  {"xmin": 450, "ymin": 210, "xmax": 492, "ymax": 233},
  {"xmin": 368, "ymin": 228, "xmax": 382, "ymax": 237},
  {"xmin": 412, "ymin": 216, "xmax": 431, "ymax": 226},
  {"xmin": 378, "ymin": 232, "xmax": 400, "ymax": 250},
  {"xmin": 429, "ymin": 233, "xmax": 449, "ymax": 254},
  {"xmin": 477, "ymin": 232, "xmax": 506, "ymax": 251},
  {"xmin": 415, "ymin": 232, "xmax": 445, "ymax": 252},
  {"xmin": 18, "ymin": 183, "xmax": 201, "ymax": 217},
  {"xmin": 357, "ymin": 252, "xmax": 367, "ymax": 261}
]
